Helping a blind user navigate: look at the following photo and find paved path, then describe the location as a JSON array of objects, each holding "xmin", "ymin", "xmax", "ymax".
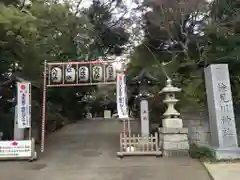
[
  {"xmin": 0, "ymin": 119, "xmax": 212, "ymax": 180},
  {"xmin": 204, "ymin": 162, "xmax": 240, "ymax": 180}
]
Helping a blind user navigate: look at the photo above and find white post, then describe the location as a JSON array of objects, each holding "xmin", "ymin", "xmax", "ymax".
[
  {"xmin": 205, "ymin": 64, "xmax": 240, "ymax": 159},
  {"xmin": 140, "ymin": 99, "xmax": 149, "ymax": 136},
  {"xmin": 104, "ymin": 110, "xmax": 111, "ymax": 118}
]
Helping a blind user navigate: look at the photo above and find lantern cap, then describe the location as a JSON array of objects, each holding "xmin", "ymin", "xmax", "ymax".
[{"xmin": 159, "ymin": 78, "xmax": 181, "ymax": 93}]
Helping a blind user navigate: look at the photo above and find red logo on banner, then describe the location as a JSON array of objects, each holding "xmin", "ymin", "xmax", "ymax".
[
  {"xmin": 20, "ymin": 84, "xmax": 26, "ymax": 90},
  {"xmin": 12, "ymin": 141, "xmax": 18, "ymax": 146},
  {"xmin": 143, "ymin": 110, "xmax": 147, "ymax": 114},
  {"xmin": 119, "ymin": 76, "xmax": 123, "ymax": 80},
  {"xmin": 143, "ymin": 117, "xmax": 147, "ymax": 120}
]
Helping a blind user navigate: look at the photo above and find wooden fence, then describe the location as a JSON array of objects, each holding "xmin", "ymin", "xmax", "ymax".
[{"xmin": 117, "ymin": 132, "xmax": 162, "ymax": 157}]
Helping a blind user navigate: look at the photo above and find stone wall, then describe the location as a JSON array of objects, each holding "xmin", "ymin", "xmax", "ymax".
[
  {"xmin": 181, "ymin": 113, "xmax": 240, "ymax": 147},
  {"xmin": 182, "ymin": 113, "xmax": 211, "ymax": 147},
  {"xmin": 187, "ymin": 120, "xmax": 211, "ymax": 146}
]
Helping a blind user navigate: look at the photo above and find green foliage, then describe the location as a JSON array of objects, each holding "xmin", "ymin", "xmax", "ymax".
[
  {"xmin": 0, "ymin": 4, "xmax": 37, "ymax": 76},
  {"xmin": 189, "ymin": 143, "xmax": 215, "ymax": 161},
  {"xmin": 85, "ymin": 0, "xmax": 129, "ymax": 55},
  {"xmin": 0, "ymin": 0, "xmax": 19, "ymax": 6},
  {"xmin": 128, "ymin": 0, "xmax": 240, "ymax": 112},
  {"xmin": 0, "ymin": 0, "xmax": 130, "ymax": 137}
]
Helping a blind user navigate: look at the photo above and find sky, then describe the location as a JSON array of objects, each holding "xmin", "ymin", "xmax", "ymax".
[{"xmin": 79, "ymin": 0, "xmax": 92, "ymax": 8}]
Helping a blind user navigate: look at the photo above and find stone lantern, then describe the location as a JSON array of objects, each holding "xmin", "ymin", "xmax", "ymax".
[
  {"xmin": 128, "ymin": 69, "xmax": 159, "ymax": 136},
  {"xmin": 159, "ymin": 78, "xmax": 189, "ymax": 156},
  {"xmin": 161, "ymin": 79, "xmax": 182, "ymax": 127}
]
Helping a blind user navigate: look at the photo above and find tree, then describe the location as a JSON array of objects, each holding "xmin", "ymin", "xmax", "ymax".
[
  {"xmin": 127, "ymin": 0, "xmax": 208, "ymax": 112},
  {"xmin": 0, "ymin": 3, "xmax": 37, "ymax": 75},
  {"xmin": 0, "ymin": 0, "xmax": 131, "ymax": 119},
  {"xmin": 204, "ymin": 0, "xmax": 240, "ymax": 107},
  {"xmin": 0, "ymin": 0, "xmax": 133, "ymax": 139},
  {"xmin": 84, "ymin": 0, "xmax": 130, "ymax": 56},
  {"xmin": 128, "ymin": 0, "xmax": 240, "ymax": 114},
  {"xmin": 0, "ymin": 0, "xmax": 20, "ymax": 5}
]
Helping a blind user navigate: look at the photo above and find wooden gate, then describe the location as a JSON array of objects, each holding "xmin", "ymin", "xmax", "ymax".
[{"xmin": 117, "ymin": 132, "xmax": 162, "ymax": 157}]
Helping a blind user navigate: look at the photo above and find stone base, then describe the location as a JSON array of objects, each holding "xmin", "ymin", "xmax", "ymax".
[
  {"xmin": 212, "ymin": 147, "xmax": 240, "ymax": 160},
  {"xmin": 159, "ymin": 127, "xmax": 189, "ymax": 157},
  {"xmin": 162, "ymin": 149, "xmax": 189, "ymax": 157},
  {"xmin": 162, "ymin": 118, "xmax": 183, "ymax": 128},
  {"xmin": 160, "ymin": 134, "xmax": 188, "ymax": 142},
  {"xmin": 159, "ymin": 127, "xmax": 188, "ymax": 134},
  {"xmin": 161, "ymin": 140, "xmax": 189, "ymax": 150}
]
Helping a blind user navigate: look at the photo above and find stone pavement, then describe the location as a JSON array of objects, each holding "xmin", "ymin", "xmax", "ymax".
[
  {"xmin": 204, "ymin": 162, "xmax": 240, "ymax": 180},
  {"xmin": 0, "ymin": 119, "xmax": 212, "ymax": 180}
]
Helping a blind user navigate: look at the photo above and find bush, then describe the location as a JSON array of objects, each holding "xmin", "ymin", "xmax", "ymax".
[{"xmin": 189, "ymin": 143, "xmax": 215, "ymax": 161}]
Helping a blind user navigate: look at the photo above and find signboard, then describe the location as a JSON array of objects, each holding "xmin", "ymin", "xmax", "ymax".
[
  {"xmin": 140, "ymin": 100, "xmax": 149, "ymax": 136},
  {"xmin": 205, "ymin": 64, "xmax": 238, "ymax": 149},
  {"xmin": 116, "ymin": 73, "xmax": 128, "ymax": 118},
  {"xmin": 17, "ymin": 82, "xmax": 31, "ymax": 128},
  {"xmin": 0, "ymin": 140, "xmax": 32, "ymax": 158}
]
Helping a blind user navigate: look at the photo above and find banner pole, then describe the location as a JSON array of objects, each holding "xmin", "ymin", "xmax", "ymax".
[
  {"xmin": 28, "ymin": 82, "xmax": 32, "ymax": 140},
  {"xmin": 123, "ymin": 119, "xmax": 126, "ymax": 138},
  {"xmin": 41, "ymin": 60, "xmax": 47, "ymax": 153}
]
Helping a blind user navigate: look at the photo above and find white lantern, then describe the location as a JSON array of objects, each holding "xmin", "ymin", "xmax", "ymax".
[
  {"xmin": 65, "ymin": 65, "xmax": 76, "ymax": 82},
  {"xmin": 106, "ymin": 64, "xmax": 116, "ymax": 81},
  {"xmin": 92, "ymin": 65, "xmax": 103, "ymax": 81},
  {"xmin": 78, "ymin": 66, "xmax": 89, "ymax": 82},
  {"xmin": 51, "ymin": 67, "xmax": 62, "ymax": 83}
]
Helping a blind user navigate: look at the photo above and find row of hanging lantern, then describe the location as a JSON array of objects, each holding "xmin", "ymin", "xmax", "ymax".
[{"xmin": 50, "ymin": 63, "xmax": 116, "ymax": 83}]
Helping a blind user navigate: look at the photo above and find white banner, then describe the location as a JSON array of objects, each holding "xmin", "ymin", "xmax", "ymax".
[
  {"xmin": 0, "ymin": 140, "xmax": 32, "ymax": 158},
  {"xmin": 116, "ymin": 73, "xmax": 128, "ymax": 118},
  {"xmin": 14, "ymin": 106, "xmax": 24, "ymax": 140},
  {"xmin": 17, "ymin": 82, "xmax": 31, "ymax": 128}
]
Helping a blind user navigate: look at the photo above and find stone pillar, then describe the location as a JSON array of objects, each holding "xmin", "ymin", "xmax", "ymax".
[
  {"xmin": 159, "ymin": 79, "xmax": 189, "ymax": 156},
  {"xmin": 205, "ymin": 64, "xmax": 240, "ymax": 160}
]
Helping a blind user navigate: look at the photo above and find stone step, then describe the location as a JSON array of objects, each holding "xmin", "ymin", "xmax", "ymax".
[
  {"xmin": 159, "ymin": 127, "xmax": 188, "ymax": 134},
  {"xmin": 162, "ymin": 149, "xmax": 189, "ymax": 157}
]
